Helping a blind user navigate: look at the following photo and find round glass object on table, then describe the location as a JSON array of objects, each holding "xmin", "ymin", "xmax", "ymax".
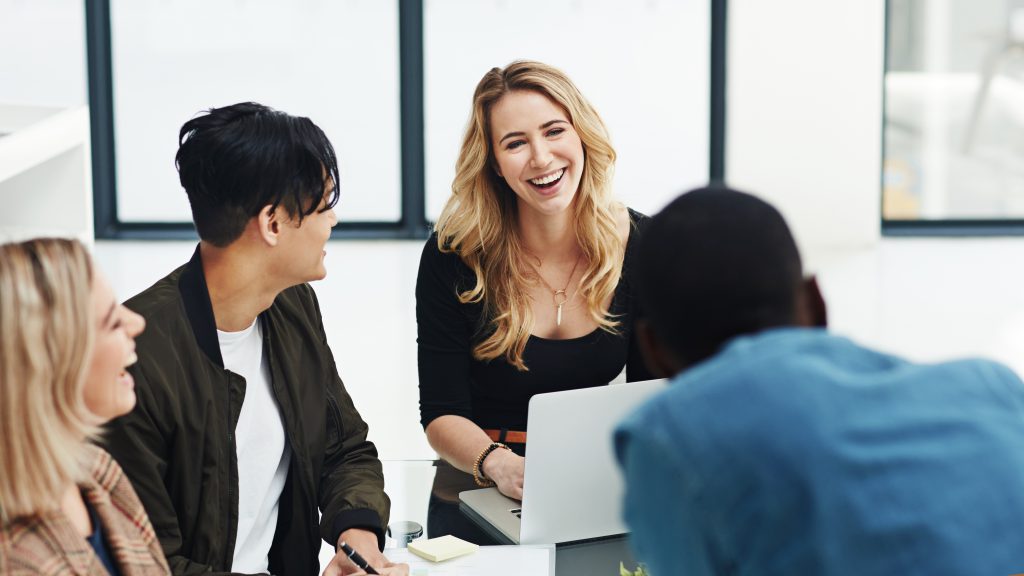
[{"xmin": 387, "ymin": 521, "xmax": 425, "ymax": 548}]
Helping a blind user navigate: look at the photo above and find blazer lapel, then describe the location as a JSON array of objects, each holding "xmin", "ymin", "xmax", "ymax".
[
  {"xmin": 34, "ymin": 508, "xmax": 96, "ymax": 575},
  {"xmin": 82, "ymin": 446, "xmax": 169, "ymax": 575}
]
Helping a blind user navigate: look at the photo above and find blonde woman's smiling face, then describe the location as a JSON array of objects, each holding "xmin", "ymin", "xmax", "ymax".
[
  {"xmin": 490, "ymin": 90, "xmax": 585, "ymax": 218},
  {"xmin": 83, "ymin": 272, "xmax": 145, "ymax": 423}
]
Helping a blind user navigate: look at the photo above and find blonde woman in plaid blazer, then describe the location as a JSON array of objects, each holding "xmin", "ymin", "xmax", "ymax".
[{"xmin": 0, "ymin": 238, "xmax": 168, "ymax": 575}]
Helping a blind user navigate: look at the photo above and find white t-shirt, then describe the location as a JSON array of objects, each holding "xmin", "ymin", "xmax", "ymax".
[{"xmin": 218, "ymin": 318, "xmax": 291, "ymax": 573}]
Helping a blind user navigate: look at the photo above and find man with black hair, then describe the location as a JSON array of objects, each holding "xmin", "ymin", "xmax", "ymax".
[
  {"xmin": 104, "ymin": 103, "xmax": 407, "ymax": 576},
  {"xmin": 615, "ymin": 187, "xmax": 1024, "ymax": 575}
]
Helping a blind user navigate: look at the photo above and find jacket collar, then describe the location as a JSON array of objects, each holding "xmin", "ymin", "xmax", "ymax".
[{"xmin": 178, "ymin": 244, "xmax": 225, "ymax": 368}]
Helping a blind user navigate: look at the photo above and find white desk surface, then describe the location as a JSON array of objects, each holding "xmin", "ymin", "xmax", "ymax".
[{"xmin": 387, "ymin": 544, "xmax": 555, "ymax": 576}]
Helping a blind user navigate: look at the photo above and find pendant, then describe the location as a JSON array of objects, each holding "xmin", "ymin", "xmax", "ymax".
[{"xmin": 554, "ymin": 290, "xmax": 568, "ymax": 327}]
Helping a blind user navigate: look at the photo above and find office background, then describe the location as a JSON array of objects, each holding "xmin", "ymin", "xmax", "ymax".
[{"xmin": 4, "ymin": 0, "xmax": 1024, "ymax": 565}]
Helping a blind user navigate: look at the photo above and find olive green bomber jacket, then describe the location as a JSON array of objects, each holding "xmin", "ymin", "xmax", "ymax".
[{"xmin": 102, "ymin": 246, "xmax": 389, "ymax": 576}]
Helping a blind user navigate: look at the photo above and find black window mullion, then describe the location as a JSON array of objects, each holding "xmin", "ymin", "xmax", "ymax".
[
  {"xmin": 398, "ymin": 0, "xmax": 430, "ymax": 239},
  {"xmin": 710, "ymin": 0, "xmax": 727, "ymax": 184},
  {"xmin": 85, "ymin": 0, "xmax": 118, "ymax": 239}
]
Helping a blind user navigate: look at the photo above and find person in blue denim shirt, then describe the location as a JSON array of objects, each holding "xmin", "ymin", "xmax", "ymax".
[{"xmin": 614, "ymin": 186, "xmax": 1024, "ymax": 576}]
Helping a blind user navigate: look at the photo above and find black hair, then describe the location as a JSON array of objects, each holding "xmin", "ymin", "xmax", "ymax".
[
  {"xmin": 175, "ymin": 102, "xmax": 340, "ymax": 247},
  {"xmin": 636, "ymin": 186, "xmax": 804, "ymax": 366}
]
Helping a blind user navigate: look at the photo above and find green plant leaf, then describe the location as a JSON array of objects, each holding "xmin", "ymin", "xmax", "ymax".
[{"xmin": 619, "ymin": 561, "xmax": 650, "ymax": 576}]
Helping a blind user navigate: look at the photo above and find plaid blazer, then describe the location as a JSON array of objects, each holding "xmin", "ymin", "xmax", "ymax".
[{"xmin": 0, "ymin": 445, "xmax": 170, "ymax": 575}]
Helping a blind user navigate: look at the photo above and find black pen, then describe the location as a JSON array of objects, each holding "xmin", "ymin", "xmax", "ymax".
[{"xmin": 338, "ymin": 541, "xmax": 380, "ymax": 575}]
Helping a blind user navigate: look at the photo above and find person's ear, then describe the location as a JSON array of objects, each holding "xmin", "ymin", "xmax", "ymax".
[
  {"xmin": 636, "ymin": 318, "xmax": 685, "ymax": 379},
  {"xmin": 256, "ymin": 204, "xmax": 282, "ymax": 247},
  {"xmin": 796, "ymin": 275, "xmax": 828, "ymax": 328}
]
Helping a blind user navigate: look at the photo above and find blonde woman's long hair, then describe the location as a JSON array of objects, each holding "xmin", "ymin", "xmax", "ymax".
[
  {"xmin": 0, "ymin": 238, "xmax": 99, "ymax": 522},
  {"xmin": 435, "ymin": 61, "xmax": 627, "ymax": 371}
]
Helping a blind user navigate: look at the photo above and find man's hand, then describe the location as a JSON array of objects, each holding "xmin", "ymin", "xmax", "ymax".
[
  {"xmin": 324, "ymin": 528, "xmax": 409, "ymax": 576},
  {"xmin": 482, "ymin": 448, "xmax": 525, "ymax": 501}
]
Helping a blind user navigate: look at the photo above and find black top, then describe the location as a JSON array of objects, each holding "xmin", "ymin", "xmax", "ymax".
[
  {"xmin": 416, "ymin": 209, "xmax": 654, "ymax": 434},
  {"xmin": 85, "ymin": 497, "xmax": 121, "ymax": 576}
]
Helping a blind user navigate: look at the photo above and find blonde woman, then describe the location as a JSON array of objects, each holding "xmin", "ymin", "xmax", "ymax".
[
  {"xmin": 0, "ymin": 238, "xmax": 166, "ymax": 575},
  {"xmin": 416, "ymin": 61, "xmax": 655, "ymax": 542}
]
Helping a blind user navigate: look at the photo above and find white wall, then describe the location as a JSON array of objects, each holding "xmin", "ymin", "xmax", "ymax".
[
  {"xmin": 0, "ymin": 0, "xmax": 86, "ymax": 107},
  {"xmin": 727, "ymin": 0, "xmax": 886, "ymax": 253}
]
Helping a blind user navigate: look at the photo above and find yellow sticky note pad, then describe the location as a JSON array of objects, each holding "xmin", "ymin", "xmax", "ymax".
[{"xmin": 407, "ymin": 535, "xmax": 479, "ymax": 562}]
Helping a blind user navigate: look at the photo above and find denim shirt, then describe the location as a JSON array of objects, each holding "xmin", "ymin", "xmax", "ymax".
[{"xmin": 615, "ymin": 328, "xmax": 1024, "ymax": 576}]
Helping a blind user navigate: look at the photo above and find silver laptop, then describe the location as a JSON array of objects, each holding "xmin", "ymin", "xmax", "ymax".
[{"xmin": 459, "ymin": 378, "xmax": 667, "ymax": 545}]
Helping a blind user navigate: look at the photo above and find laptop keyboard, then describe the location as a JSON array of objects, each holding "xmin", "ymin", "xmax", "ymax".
[{"xmin": 509, "ymin": 508, "xmax": 522, "ymax": 519}]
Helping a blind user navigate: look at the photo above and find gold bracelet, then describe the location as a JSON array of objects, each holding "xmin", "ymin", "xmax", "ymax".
[{"xmin": 473, "ymin": 442, "xmax": 511, "ymax": 487}]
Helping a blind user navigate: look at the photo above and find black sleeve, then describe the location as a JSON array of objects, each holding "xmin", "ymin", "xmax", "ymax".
[
  {"xmin": 625, "ymin": 210, "xmax": 656, "ymax": 383},
  {"xmin": 305, "ymin": 287, "xmax": 388, "ymax": 550},
  {"xmin": 416, "ymin": 236, "xmax": 476, "ymax": 429}
]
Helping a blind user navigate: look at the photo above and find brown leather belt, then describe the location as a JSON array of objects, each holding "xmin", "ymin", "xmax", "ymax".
[{"xmin": 483, "ymin": 428, "xmax": 527, "ymax": 444}]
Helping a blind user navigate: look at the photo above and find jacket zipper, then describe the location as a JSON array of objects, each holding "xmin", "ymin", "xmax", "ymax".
[{"xmin": 226, "ymin": 369, "xmax": 235, "ymax": 569}]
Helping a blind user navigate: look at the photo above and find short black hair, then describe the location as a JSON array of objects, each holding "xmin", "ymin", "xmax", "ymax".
[
  {"xmin": 175, "ymin": 102, "xmax": 340, "ymax": 247},
  {"xmin": 637, "ymin": 186, "xmax": 803, "ymax": 365}
]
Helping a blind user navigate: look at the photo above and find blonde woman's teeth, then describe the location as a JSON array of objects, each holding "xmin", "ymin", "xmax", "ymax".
[{"xmin": 530, "ymin": 169, "xmax": 564, "ymax": 186}]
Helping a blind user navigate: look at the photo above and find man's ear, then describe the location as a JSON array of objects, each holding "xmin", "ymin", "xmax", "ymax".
[
  {"xmin": 636, "ymin": 318, "xmax": 684, "ymax": 379},
  {"xmin": 796, "ymin": 275, "xmax": 828, "ymax": 328},
  {"xmin": 256, "ymin": 204, "xmax": 281, "ymax": 247}
]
